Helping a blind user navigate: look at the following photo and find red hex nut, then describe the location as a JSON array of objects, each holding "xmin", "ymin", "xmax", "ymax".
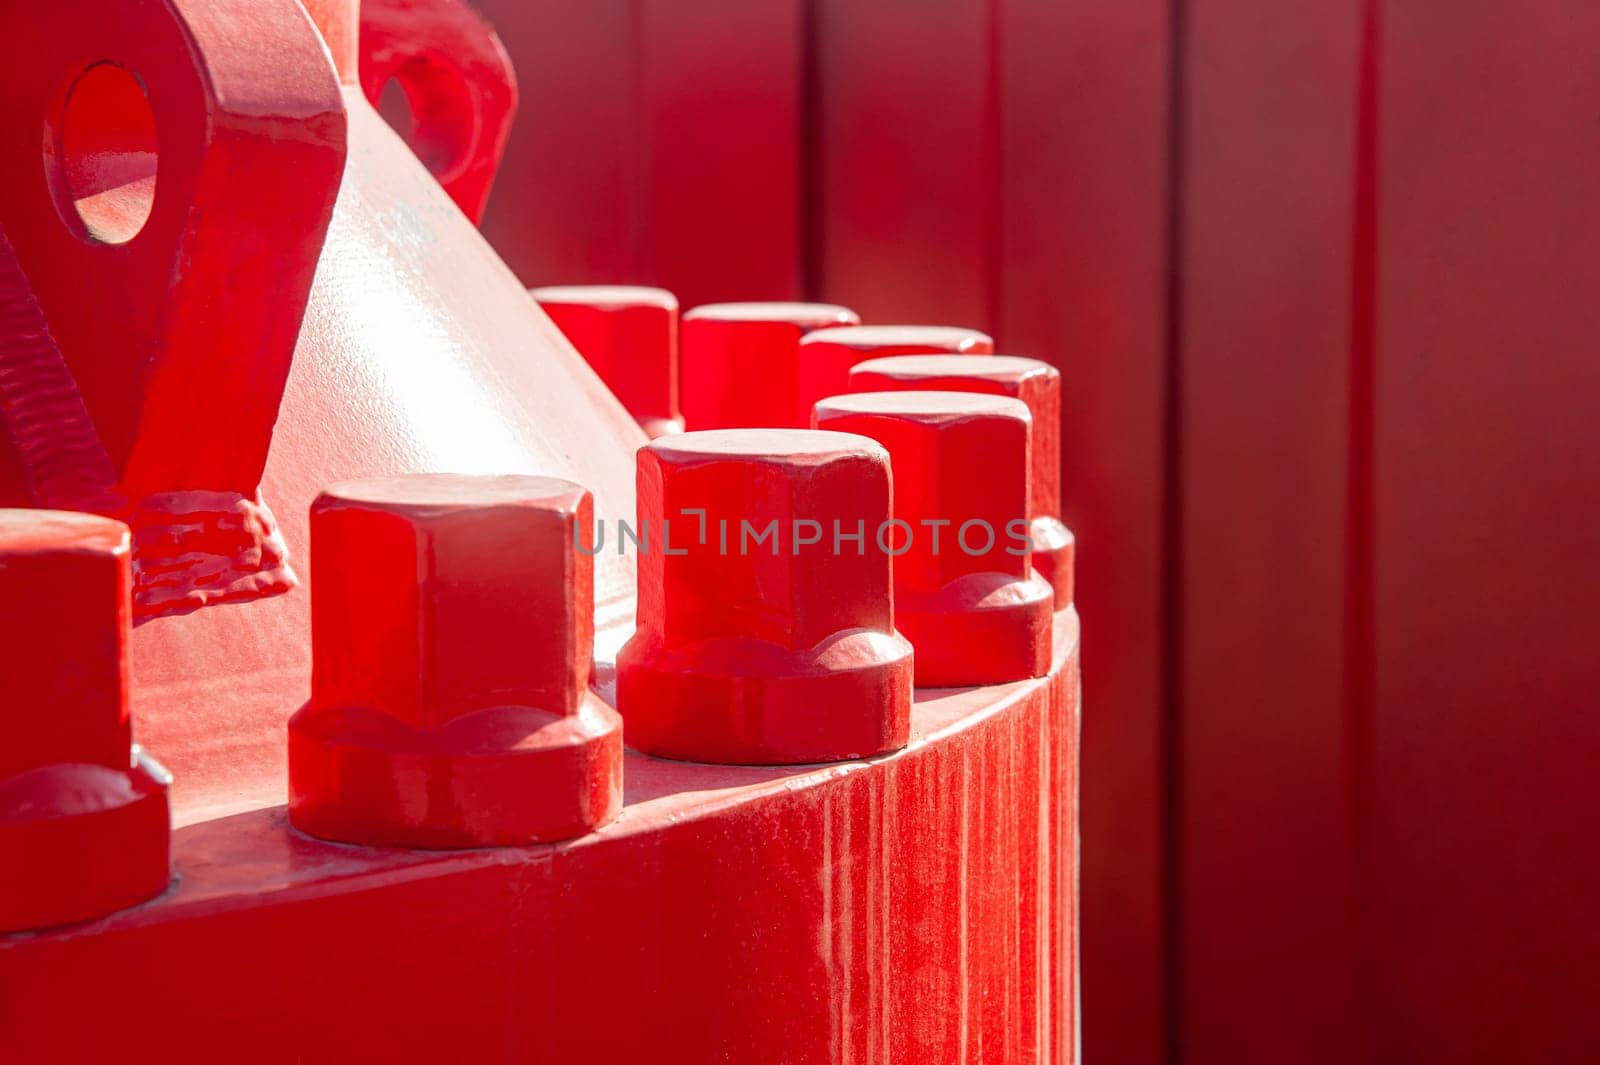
[
  {"xmin": 850, "ymin": 355, "xmax": 1075, "ymax": 606},
  {"xmin": 288, "ymin": 474, "xmax": 623, "ymax": 848},
  {"xmin": 813, "ymin": 393, "xmax": 1053, "ymax": 687},
  {"xmin": 796, "ymin": 324, "xmax": 994, "ymax": 429},
  {"xmin": 532, "ymin": 285, "xmax": 684, "ymax": 437},
  {"xmin": 617, "ymin": 429, "xmax": 913, "ymax": 764},
  {"xmin": 681, "ymin": 302, "xmax": 859, "ymax": 430},
  {"xmin": 0, "ymin": 510, "xmax": 171, "ymax": 933}
]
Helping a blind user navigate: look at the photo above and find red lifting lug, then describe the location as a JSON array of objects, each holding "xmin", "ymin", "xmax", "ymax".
[
  {"xmin": 0, "ymin": 0, "xmax": 347, "ymax": 619},
  {"xmin": 796, "ymin": 323, "xmax": 993, "ymax": 428},
  {"xmin": 358, "ymin": 0, "xmax": 518, "ymax": 224}
]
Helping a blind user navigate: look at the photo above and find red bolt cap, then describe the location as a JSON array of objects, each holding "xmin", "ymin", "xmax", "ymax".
[
  {"xmin": 0, "ymin": 510, "xmax": 171, "ymax": 933},
  {"xmin": 797, "ymin": 324, "xmax": 993, "ymax": 428},
  {"xmin": 850, "ymin": 355, "xmax": 1074, "ymax": 606},
  {"xmin": 813, "ymin": 392, "xmax": 1053, "ymax": 687},
  {"xmin": 532, "ymin": 285, "xmax": 684, "ymax": 437},
  {"xmin": 288, "ymin": 474, "xmax": 623, "ymax": 848},
  {"xmin": 617, "ymin": 429, "xmax": 913, "ymax": 764},
  {"xmin": 681, "ymin": 302, "xmax": 860, "ymax": 430}
]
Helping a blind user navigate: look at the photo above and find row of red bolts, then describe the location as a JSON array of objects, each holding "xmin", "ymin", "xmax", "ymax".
[{"xmin": 0, "ymin": 289, "xmax": 1077, "ymax": 933}]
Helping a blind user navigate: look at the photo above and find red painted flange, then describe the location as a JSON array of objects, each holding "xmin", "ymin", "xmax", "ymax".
[
  {"xmin": 289, "ymin": 475, "xmax": 622, "ymax": 848},
  {"xmin": 851, "ymin": 354, "xmax": 1075, "ymax": 607},
  {"xmin": 0, "ymin": 510, "xmax": 170, "ymax": 933},
  {"xmin": 796, "ymin": 323, "xmax": 994, "ymax": 429},
  {"xmin": 618, "ymin": 429, "xmax": 914, "ymax": 763},
  {"xmin": 680, "ymin": 302, "xmax": 859, "ymax": 429},
  {"xmin": 532, "ymin": 285, "xmax": 684, "ymax": 437},
  {"xmin": 814, "ymin": 391, "xmax": 1053, "ymax": 687}
]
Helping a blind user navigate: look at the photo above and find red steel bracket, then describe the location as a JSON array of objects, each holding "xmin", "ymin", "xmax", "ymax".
[
  {"xmin": 0, "ymin": 0, "xmax": 347, "ymax": 618},
  {"xmin": 359, "ymin": 0, "xmax": 518, "ymax": 224}
]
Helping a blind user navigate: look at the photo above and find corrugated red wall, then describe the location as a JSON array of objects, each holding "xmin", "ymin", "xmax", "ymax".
[{"xmin": 467, "ymin": 2, "xmax": 1600, "ymax": 1061}]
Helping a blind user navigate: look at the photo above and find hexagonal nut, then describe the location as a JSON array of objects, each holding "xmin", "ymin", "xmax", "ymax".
[
  {"xmin": 813, "ymin": 393, "xmax": 1052, "ymax": 686},
  {"xmin": 798, "ymin": 324, "xmax": 994, "ymax": 427},
  {"xmin": 619, "ymin": 429, "xmax": 912, "ymax": 763},
  {"xmin": 533, "ymin": 285, "xmax": 682, "ymax": 433},
  {"xmin": 289, "ymin": 474, "xmax": 622, "ymax": 848},
  {"xmin": 681, "ymin": 302, "xmax": 859, "ymax": 430},
  {"xmin": 849, "ymin": 354, "xmax": 1074, "ymax": 606}
]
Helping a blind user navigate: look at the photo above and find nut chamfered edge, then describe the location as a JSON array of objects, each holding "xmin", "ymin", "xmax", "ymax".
[{"xmin": 287, "ymin": 474, "xmax": 622, "ymax": 848}]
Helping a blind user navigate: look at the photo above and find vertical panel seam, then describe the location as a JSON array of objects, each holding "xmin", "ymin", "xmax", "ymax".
[
  {"xmin": 799, "ymin": 0, "xmax": 824, "ymax": 300},
  {"xmin": 1347, "ymin": 0, "xmax": 1382, "ymax": 1058},
  {"xmin": 1160, "ymin": 0, "xmax": 1189, "ymax": 1062}
]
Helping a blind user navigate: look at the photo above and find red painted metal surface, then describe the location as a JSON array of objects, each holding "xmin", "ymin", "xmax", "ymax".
[
  {"xmin": 0, "ymin": 510, "xmax": 169, "ymax": 934},
  {"xmin": 0, "ymin": 1, "xmax": 1080, "ymax": 1060},
  {"xmin": 849, "ymin": 354, "xmax": 1074, "ymax": 608},
  {"xmin": 289, "ymin": 474, "xmax": 623, "ymax": 847},
  {"xmin": 680, "ymin": 301, "xmax": 860, "ymax": 430},
  {"xmin": 358, "ymin": 0, "xmax": 517, "ymax": 224},
  {"xmin": 472, "ymin": 7, "xmax": 1161, "ymax": 1057},
  {"xmin": 531, "ymin": 285, "xmax": 684, "ymax": 438},
  {"xmin": 814, "ymin": 392, "xmax": 1053, "ymax": 688},
  {"xmin": 469, "ymin": 0, "xmax": 806, "ymax": 307},
  {"xmin": 618, "ymin": 429, "xmax": 913, "ymax": 764},
  {"xmin": 796, "ymin": 324, "xmax": 995, "ymax": 439}
]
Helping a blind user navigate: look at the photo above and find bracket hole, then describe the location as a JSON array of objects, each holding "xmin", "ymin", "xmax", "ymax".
[
  {"xmin": 46, "ymin": 62, "xmax": 158, "ymax": 246},
  {"xmin": 376, "ymin": 57, "xmax": 475, "ymax": 184}
]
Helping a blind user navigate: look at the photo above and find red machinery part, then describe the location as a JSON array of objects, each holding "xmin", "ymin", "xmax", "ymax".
[
  {"xmin": 0, "ymin": 0, "xmax": 1080, "ymax": 1059},
  {"xmin": 795, "ymin": 323, "xmax": 995, "ymax": 431},
  {"xmin": 0, "ymin": 510, "xmax": 170, "ymax": 933},
  {"xmin": 617, "ymin": 429, "xmax": 913, "ymax": 764},
  {"xmin": 680, "ymin": 301, "xmax": 860, "ymax": 429},
  {"xmin": 358, "ymin": 0, "xmax": 518, "ymax": 224},
  {"xmin": 851, "ymin": 354, "xmax": 1075, "ymax": 607},
  {"xmin": 813, "ymin": 391, "xmax": 1054, "ymax": 687},
  {"xmin": 288, "ymin": 474, "xmax": 623, "ymax": 848},
  {"xmin": 531, "ymin": 284, "xmax": 684, "ymax": 438}
]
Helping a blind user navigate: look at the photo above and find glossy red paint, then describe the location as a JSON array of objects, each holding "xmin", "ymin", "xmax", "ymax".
[
  {"xmin": 814, "ymin": 392, "xmax": 1053, "ymax": 687},
  {"xmin": 796, "ymin": 324, "xmax": 995, "ymax": 434},
  {"xmin": 680, "ymin": 302, "xmax": 859, "ymax": 430},
  {"xmin": 0, "ymin": 0, "xmax": 347, "ymax": 618},
  {"xmin": 0, "ymin": 1, "xmax": 1080, "ymax": 1059},
  {"xmin": 471, "ymin": 7, "xmax": 1162, "ymax": 1053},
  {"xmin": 532, "ymin": 285, "xmax": 684, "ymax": 437},
  {"xmin": 0, "ymin": 510, "xmax": 169, "ymax": 933},
  {"xmin": 289, "ymin": 474, "xmax": 623, "ymax": 847},
  {"xmin": 617, "ymin": 429, "xmax": 913, "ymax": 764},
  {"xmin": 850, "ymin": 355, "xmax": 1073, "ymax": 608},
  {"xmin": 0, "ymin": 615, "xmax": 1079, "ymax": 1063},
  {"xmin": 359, "ymin": 0, "xmax": 517, "ymax": 224}
]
